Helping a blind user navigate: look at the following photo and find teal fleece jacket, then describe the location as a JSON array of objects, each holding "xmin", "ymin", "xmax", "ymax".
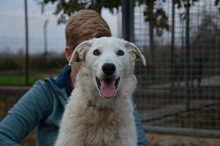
[{"xmin": 0, "ymin": 65, "xmax": 148, "ymax": 146}]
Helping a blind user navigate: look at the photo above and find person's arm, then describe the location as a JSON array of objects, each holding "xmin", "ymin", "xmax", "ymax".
[
  {"xmin": 132, "ymin": 100, "xmax": 148, "ymax": 146},
  {"xmin": 0, "ymin": 81, "xmax": 52, "ymax": 146}
]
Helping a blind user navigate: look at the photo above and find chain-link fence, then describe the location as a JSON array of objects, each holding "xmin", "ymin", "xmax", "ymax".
[{"xmin": 133, "ymin": 1, "xmax": 220, "ymax": 137}]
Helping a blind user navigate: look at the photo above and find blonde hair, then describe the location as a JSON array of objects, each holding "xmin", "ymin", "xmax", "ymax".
[{"xmin": 65, "ymin": 10, "xmax": 112, "ymax": 50}]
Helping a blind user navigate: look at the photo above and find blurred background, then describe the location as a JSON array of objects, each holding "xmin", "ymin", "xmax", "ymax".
[{"xmin": 0, "ymin": 0, "xmax": 220, "ymax": 145}]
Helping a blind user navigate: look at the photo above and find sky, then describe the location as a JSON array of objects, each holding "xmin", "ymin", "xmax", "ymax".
[
  {"xmin": 0, "ymin": 0, "xmax": 219, "ymax": 55},
  {"xmin": 0, "ymin": 0, "xmax": 119, "ymax": 54}
]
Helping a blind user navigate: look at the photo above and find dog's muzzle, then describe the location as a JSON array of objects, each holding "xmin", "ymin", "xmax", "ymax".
[{"xmin": 96, "ymin": 63, "xmax": 120, "ymax": 98}]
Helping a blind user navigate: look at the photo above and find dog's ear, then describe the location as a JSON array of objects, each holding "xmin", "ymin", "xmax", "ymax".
[
  {"xmin": 69, "ymin": 40, "xmax": 94, "ymax": 65},
  {"xmin": 124, "ymin": 41, "xmax": 146, "ymax": 66}
]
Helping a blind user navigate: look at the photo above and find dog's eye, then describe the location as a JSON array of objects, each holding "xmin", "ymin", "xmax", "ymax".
[
  {"xmin": 117, "ymin": 50, "xmax": 124, "ymax": 56},
  {"xmin": 93, "ymin": 49, "xmax": 100, "ymax": 56}
]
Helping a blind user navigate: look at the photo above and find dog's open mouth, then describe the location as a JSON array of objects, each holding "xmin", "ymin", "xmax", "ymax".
[{"xmin": 96, "ymin": 77, "xmax": 120, "ymax": 98}]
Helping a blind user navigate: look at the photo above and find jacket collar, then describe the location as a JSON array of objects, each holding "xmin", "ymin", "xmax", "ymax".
[{"xmin": 49, "ymin": 65, "xmax": 72, "ymax": 96}]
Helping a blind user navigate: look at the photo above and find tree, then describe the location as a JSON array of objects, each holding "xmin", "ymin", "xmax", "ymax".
[
  {"xmin": 38, "ymin": 0, "xmax": 121, "ymax": 24},
  {"xmin": 138, "ymin": 0, "xmax": 169, "ymax": 65},
  {"xmin": 215, "ymin": 0, "xmax": 220, "ymax": 5},
  {"xmin": 138, "ymin": 0, "xmax": 217, "ymax": 63},
  {"xmin": 191, "ymin": 14, "xmax": 220, "ymax": 58},
  {"xmin": 38, "ymin": 0, "xmax": 218, "ymax": 62}
]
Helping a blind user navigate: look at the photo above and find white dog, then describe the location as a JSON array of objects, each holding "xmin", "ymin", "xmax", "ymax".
[{"xmin": 55, "ymin": 37, "xmax": 146, "ymax": 146}]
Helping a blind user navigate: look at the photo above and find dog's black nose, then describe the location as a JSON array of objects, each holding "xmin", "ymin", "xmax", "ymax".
[{"xmin": 102, "ymin": 63, "xmax": 116, "ymax": 76}]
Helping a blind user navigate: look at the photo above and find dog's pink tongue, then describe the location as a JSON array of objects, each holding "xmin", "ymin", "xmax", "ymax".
[{"xmin": 100, "ymin": 80, "xmax": 115, "ymax": 98}]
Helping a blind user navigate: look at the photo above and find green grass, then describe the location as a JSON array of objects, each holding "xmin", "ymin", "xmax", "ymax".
[
  {"xmin": 0, "ymin": 74, "xmax": 43, "ymax": 86},
  {"xmin": 0, "ymin": 68, "xmax": 59, "ymax": 86}
]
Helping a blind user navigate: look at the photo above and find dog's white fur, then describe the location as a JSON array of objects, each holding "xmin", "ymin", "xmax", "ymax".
[{"xmin": 54, "ymin": 37, "xmax": 146, "ymax": 146}]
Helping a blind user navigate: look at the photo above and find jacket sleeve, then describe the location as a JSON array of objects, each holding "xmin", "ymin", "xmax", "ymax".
[
  {"xmin": 0, "ymin": 81, "xmax": 52, "ymax": 146},
  {"xmin": 133, "ymin": 101, "xmax": 148, "ymax": 146}
]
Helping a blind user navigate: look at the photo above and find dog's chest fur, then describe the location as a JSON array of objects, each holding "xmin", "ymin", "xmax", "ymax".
[
  {"xmin": 61, "ymin": 89, "xmax": 136, "ymax": 146},
  {"xmin": 79, "ymin": 105, "xmax": 121, "ymax": 146}
]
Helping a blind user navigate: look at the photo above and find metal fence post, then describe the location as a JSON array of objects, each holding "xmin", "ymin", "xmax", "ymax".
[
  {"xmin": 24, "ymin": 0, "xmax": 29, "ymax": 85},
  {"xmin": 44, "ymin": 19, "xmax": 49, "ymax": 66},
  {"xmin": 122, "ymin": 0, "xmax": 134, "ymax": 42},
  {"xmin": 185, "ymin": 0, "xmax": 191, "ymax": 111},
  {"xmin": 171, "ymin": 0, "xmax": 175, "ymax": 89}
]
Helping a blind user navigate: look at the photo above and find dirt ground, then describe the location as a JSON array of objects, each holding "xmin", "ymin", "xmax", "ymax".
[
  {"xmin": 19, "ymin": 132, "xmax": 220, "ymax": 146},
  {"xmin": 146, "ymin": 133, "xmax": 220, "ymax": 146},
  {"xmin": 1, "ymin": 87, "xmax": 220, "ymax": 146}
]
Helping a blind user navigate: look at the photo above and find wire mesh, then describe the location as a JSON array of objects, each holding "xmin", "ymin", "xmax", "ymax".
[
  {"xmin": 1, "ymin": 0, "xmax": 220, "ymax": 138},
  {"xmin": 133, "ymin": 0, "xmax": 220, "ymax": 137}
]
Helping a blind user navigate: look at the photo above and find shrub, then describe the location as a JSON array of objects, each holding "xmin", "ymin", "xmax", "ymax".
[{"xmin": 0, "ymin": 57, "xmax": 23, "ymax": 70}]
